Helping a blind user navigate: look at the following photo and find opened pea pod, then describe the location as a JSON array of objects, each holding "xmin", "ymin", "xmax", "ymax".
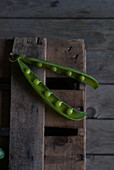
[
  {"xmin": 17, "ymin": 54, "xmax": 99, "ymax": 89},
  {"xmin": 10, "ymin": 54, "xmax": 87, "ymax": 120},
  {"xmin": 10, "ymin": 53, "xmax": 99, "ymax": 120}
]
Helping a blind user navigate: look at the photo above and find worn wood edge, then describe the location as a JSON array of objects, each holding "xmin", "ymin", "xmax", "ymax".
[{"xmin": 9, "ymin": 37, "xmax": 47, "ymax": 170}]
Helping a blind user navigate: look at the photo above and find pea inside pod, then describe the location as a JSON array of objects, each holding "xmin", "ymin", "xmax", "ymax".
[
  {"xmin": 18, "ymin": 55, "xmax": 99, "ymax": 89},
  {"xmin": 12, "ymin": 58, "xmax": 86, "ymax": 120}
]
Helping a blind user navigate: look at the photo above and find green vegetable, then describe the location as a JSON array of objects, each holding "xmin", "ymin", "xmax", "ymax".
[
  {"xmin": 0, "ymin": 148, "xmax": 5, "ymax": 159},
  {"xmin": 10, "ymin": 54, "xmax": 86, "ymax": 120},
  {"xmin": 37, "ymin": 62, "xmax": 42, "ymax": 67},
  {"xmin": 55, "ymin": 101, "xmax": 62, "ymax": 108},
  {"xmin": 18, "ymin": 55, "xmax": 99, "ymax": 89},
  {"xmin": 44, "ymin": 91, "xmax": 51, "ymax": 98},
  {"xmin": 66, "ymin": 108, "xmax": 73, "ymax": 116},
  {"xmin": 33, "ymin": 79, "xmax": 40, "ymax": 86},
  {"xmin": 9, "ymin": 53, "xmax": 99, "ymax": 120},
  {"xmin": 25, "ymin": 68, "xmax": 31, "ymax": 75},
  {"xmin": 51, "ymin": 66, "xmax": 57, "ymax": 72},
  {"xmin": 66, "ymin": 71, "xmax": 72, "ymax": 77}
]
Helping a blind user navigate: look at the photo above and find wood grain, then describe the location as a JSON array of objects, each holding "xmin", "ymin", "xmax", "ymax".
[
  {"xmin": 87, "ymin": 50, "xmax": 114, "ymax": 84},
  {"xmin": 0, "ymin": 19, "xmax": 114, "ymax": 50},
  {"xmin": 46, "ymin": 39, "xmax": 85, "ymax": 77},
  {"xmin": 0, "ymin": 0, "xmax": 114, "ymax": 18},
  {"xmin": 86, "ymin": 85, "xmax": 114, "ymax": 119},
  {"xmin": 87, "ymin": 155, "xmax": 114, "ymax": 170},
  {"xmin": 9, "ymin": 38, "xmax": 46, "ymax": 170},
  {"xmin": 87, "ymin": 120, "xmax": 114, "ymax": 154},
  {"xmin": 45, "ymin": 136, "xmax": 85, "ymax": 170},
  {"xmin": 45, "ymin": 39, "xmax": 86, "ymax": 170}
]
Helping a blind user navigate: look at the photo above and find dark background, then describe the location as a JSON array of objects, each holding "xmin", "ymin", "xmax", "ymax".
[{"xmin": 0, "ymin": 1, "xmax": 114, "ymax": 170}]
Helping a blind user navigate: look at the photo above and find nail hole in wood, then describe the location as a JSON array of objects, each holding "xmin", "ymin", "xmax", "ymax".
[
  {"xmin": 68, "ymin": 47, "xmax": 72, "ymax": 52},
  {"xmin": 75, "ymin": 54, "xmax": 79, "ymax": 60}
]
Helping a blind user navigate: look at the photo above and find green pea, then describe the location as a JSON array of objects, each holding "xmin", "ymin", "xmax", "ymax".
[
  {"xmin": 37, "ymin": 62, "xmax": 42, "ymax": 67},
  {"xmin": 55, "ymin": 101, "xmax": 62, "ymax": 108},
  {"xmin": 44, "ymin": 91, "xmax": 51, "ymax": 98},
  {"xmin": 25, "ymin": 68, "xmax": 31, "ymax": 75},
  {"xmin": 79, "ymin": 75, "xmax": 85, "ymax": 81},
  {"xmin": 51, "ymin": 66, "xmax": 57, "ymax": 72},
  {"xmin": 66, "ymin": 71, "xmax": 72, "ymax": 76},
  {"xmin": 0, "ymin": 148, "xmax": 5, "ymax": 159},
  {"xmin": 66, "ymin": 108, "xmax": 73, "ymax": 115},
  {"xmin": 33, "ymin": 79, "xmax": 40, "ymax": 85}
]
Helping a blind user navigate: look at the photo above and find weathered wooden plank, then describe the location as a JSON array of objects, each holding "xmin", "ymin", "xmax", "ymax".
[
  {"xmin": 45, "ymin": 39, "xmax": 86, "ymax": 170},
  {"xmin": 45, "ymin": 90, "xmax": 85, "ymax": 128},
  {"xmin": 45, "ymin": 39, "xmax": 86, "ymax": 128},
  {"xmin": 87, "ymin": 51, "xmax": 114, "ymax": 84},
  {"xmin": 46, "ymin": 39, "xmax": 85, "ymax": 77},
  {"xmin": 9, "ymin": 38, "xmax": 46, "ymax": 170},
  {"xmin": 0, "ymin": 19, "xmax": 114, "ymax": 50},
  {"xmin": 86, "ymin": 85, "xmax": 114, "ymax": 119},
  {"xmin": 0, "ymin": 91, "xmax": 10, "ymax": 127},
  {"xmin": 0, "ymin": 39, "xmax": 12, "ymax": 77},
  {"xmin": 45, "ymin": 136, "xmax": 85, "ymax": 170},
  {"xmin": 86, "ymin": 155, "xmax": 114, "ymax": 170},
  {"xmin": 0, "ymin": 0, "xmax": 114, "ymax": 18},
  {"xmin": 87, "ymin": 120, "xmax": 114, "ymax": 154}
]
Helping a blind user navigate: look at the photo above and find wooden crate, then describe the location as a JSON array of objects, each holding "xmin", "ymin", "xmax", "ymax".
[{"xmin": 9, "ymin": 38, "xmax": 86, "ymax": 170}]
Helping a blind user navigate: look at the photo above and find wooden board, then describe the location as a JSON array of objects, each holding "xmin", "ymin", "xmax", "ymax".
[
  {"xmin": 87, "ymin": 50, "xmax": 114, "ymax": 83},
  {"xmin": 0, "ymin": 19, "xmax": 114, "ymax": 51},
  {"xmin": 86, "ymin": 85, "xmax": 114, "ymax": 118},
  {"xmin": 0, "ymin": 0, "xmax": 114, "ymax": 18},
  {"xmin": 45, "ymin": 39, "xmax": 86, "ymax": 170},
  {"xmin": 9, "ymin": 38, "xmax": 46, "ymax": 170},
  {"xmin": 87, "ymin": 155, "xmax": 114, "ymax": 170},
  {"xmin": 45, "ymin": 136, "xmax": 85, "ymax": 170},
  {"xmin": 87, "ymin": 120, "xmax": 114, "ymax": 154}
]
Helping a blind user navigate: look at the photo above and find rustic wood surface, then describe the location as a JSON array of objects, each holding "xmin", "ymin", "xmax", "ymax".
[
  {"xmin": 45, "ymin": 136, "xmax": 85, "ymax": 170},
  {"xmin": 0, "ymin": 19, "xmax": 114, "ymax": 50},
  {"xmin": 86, "ymin": 85, "xmax": 114, "ymax": 118},
  {"xmin": 44, "ymin": 39, "xmax": 86, "ymax": 170},
  {"xmin": 0, "ymin": 0, "xmax": 114, "ymax": 18},
  {"xmin": 87, "ymin": 50, "xmax": 114, "ymax": 83},
  {"xmin": 9, "ymin": 38, "xmax": 46, "ymax": 170},
  {"xmin": 87, "ymin": 120, "xmax": 114, "ymax": 154},
  {"xmin": 86, "ymin": 155, "xmax": 114, "ymax": 170},
  {"xmin": 0, "ymin": 1, "xmax": 114, "ymax": 168}
]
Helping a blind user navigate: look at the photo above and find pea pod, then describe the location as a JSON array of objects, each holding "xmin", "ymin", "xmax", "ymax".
[
  {"xmin": 19, "ymin": 55, "xmax": 99, "ymax": 89},
  {"xmin": 0, "ymin": 148, "xmax": 5, "ymax": 159},
  {"xmin": 10, "ymin": 55, "xmax": 86, "ymax": 120}
]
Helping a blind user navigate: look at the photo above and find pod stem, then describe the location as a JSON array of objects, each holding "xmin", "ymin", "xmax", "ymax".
[{"xmin": 9, "ymin": 53, "xmax": 26, "ymax": 62}]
